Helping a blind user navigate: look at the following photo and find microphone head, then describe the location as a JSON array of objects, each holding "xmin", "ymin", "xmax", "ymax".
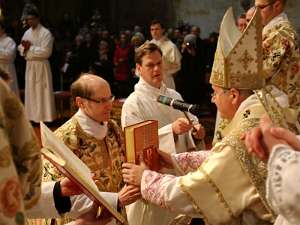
[{"xmin": 157, "ymin": 95, "xmax": 172, "ymax": 105}]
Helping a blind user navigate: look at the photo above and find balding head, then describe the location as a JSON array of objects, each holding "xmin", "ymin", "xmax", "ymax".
[
  {"xmin": 71, "ymin": 74, "xmax": 113, "ymax": 123},
  {"xmin": 71, "ymin": 74, "xmax": 109, "ymax": 100},
  {"xmin": 246, "ymin": 6, "xmax": 256, "ymax": 25}
]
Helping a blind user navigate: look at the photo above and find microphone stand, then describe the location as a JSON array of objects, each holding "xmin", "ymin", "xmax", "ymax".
[{"xmin": 183, "ymin": 111, "xmax": 197, "ymax": 131}]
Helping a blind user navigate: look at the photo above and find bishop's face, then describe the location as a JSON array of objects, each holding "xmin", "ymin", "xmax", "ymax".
[{"xmin": 211, "ymin": 85, "xmax": 236, "ymax": 120}]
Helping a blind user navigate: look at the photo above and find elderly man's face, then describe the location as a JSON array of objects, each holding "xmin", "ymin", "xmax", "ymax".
[{"xmin": 211, "ymin": 85, "xmax": 237, "ymax": 120}]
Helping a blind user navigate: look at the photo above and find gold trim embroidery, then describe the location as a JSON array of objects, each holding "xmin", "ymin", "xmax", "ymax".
[{"xmin": 179, "ymin": 178, "xmax": 211, "ymax": 225}]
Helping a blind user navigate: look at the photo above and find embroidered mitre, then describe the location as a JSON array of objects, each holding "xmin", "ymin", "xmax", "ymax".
[{"xmin": 210, "ymin": 7, "xmax": 264, "ymax": 90}]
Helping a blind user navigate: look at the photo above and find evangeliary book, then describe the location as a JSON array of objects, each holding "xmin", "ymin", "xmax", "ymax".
[
  {"xmin": 39, "ymin": 122, "xmax": 125, "ymax": 224},
  {"xmin": 124, "ymin": 120, "xmax": 160, "ymax": 171}
]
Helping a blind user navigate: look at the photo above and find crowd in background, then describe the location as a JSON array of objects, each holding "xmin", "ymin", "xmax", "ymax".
[{"xmin": 3, "ymin": 9, "xmax": 219, "ymax": 107}]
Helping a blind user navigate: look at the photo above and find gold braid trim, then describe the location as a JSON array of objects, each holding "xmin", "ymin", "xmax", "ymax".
[
  {"xmin": 220, "ymin": 118, "xmax": 276, "ymax": 221},
  {"xmin": 198, "ymin": 167, "xmax": 235, "ymax": 220},
  {"xmin": 179, "ymin": 177, "xmax": 210, "ymax": 225}
]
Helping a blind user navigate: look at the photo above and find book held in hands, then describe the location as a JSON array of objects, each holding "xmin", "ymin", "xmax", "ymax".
[
  {"xmin": 124, "ymin": 120, "xmax": 160, "ymax": 171},
  {"xmin": 39, "ymin": 122, "xmax": 125, "ymax": 224}
]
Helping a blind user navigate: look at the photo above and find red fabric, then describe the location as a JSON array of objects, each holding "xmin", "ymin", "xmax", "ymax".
[{"xmin": 113, "ymin": 44, "xmax": 131, "ymax": 81}]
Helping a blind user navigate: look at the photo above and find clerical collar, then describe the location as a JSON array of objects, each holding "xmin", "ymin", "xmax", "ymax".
[
  {"xmin": 263, "ymin": 12, "xmax": 288, "ymax": 34},
  {"xmin": 151, "ymin": 36, "xmax": 168, "ymax": 45},
  {"xmin": 75, "ymin": 109, "xmax": 108, "ymax": 140}
]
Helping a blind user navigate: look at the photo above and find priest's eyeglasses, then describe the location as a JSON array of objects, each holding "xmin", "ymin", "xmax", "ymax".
[
  {"xmin": 255, "ymin": 1, "xmax": 275, "ymax": 10},
  {"xmin": 82, "ymin": 95, "xmax": 115, "ymax": 104}
]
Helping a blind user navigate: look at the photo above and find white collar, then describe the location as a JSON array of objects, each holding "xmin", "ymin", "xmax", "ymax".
[
  {"xmin": 75, "ymin": 109, "xmax": 108, "ymax": 140},
  {"xmin": 134, "ymin": 77, "xmax": 168, "ymax": 99},
  {"xmin": 151, "ymin": 36, "xmax": 168, "ymax": 45},
  {"xmin": 263, "ymin": 12, "xmax": 289, "ymax": 34}
]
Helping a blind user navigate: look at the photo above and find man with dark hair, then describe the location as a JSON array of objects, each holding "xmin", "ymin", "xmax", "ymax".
[
  {"xmin": 150, "ymin": 20, "xmax": 181, "ymax": 89},
  {"xmin": 122, "ymin": 42, "xmax": 205, "ymax": 225},
  {"xmin": 0, "ymin": 21, "xmax": 19, "ymax": 96},
  {"xmin": 18, "ymin": 7, "xmax": 56, "ymax": 122}
]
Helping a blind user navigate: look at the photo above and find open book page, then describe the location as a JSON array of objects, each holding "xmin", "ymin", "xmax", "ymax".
[{"xmin": 40, "ymin": 122, "xmax": 125, "ymax": 223}]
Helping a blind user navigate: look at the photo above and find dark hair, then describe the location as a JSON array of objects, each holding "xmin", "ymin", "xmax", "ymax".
[
  {"xmin": 70, "ymin": 75, "xmax": 93, "ymax": 99},
  {"xmin": 26, "ymin": 9, "xmax": 40, "ymax": 18},
  {"xmin": 135, "ymin": 42, "xmax": 162, "ymax": 65},
  {"xmin": 239, "ymin": 13, "xmax": 246, "ymax": 19},
  {"xmin": 150, "ymin": 19, "xmax": 164, "ymax": 29}
]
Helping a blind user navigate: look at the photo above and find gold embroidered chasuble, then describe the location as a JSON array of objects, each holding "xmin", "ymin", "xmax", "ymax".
[
  {"xmin": 179, "ymin": 95, "xmax": 276, "ymax": 225},
  {"xmin": 0, "ymin": 79, "xmax": 42, "ymax": 225},
  {"xmin": 262, "ymin": 18, "xmax": 300, "ymax": 108},
  {"xmin": 33, "ymin": 117, "xmax": 126, "ymax": 225}
]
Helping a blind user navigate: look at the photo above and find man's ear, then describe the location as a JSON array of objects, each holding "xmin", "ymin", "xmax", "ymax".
[
  {"xmin": 75, "ymin": 96, "xmax": 84, "ymax": 108},
  {"xmin": 273, "ymin": 0, "xmax": 282, "ymax": 11},
  {"xmin": 136, "ymin": 63, "xmax": 142, "ymax": 74},
  {"xmin": 229, "ymin": 88, "xmax": 240, "ymax": 104}
]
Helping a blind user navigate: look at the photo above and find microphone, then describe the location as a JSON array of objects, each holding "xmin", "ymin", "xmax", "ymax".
[{"xmin": 157, "ymin": 95, "xmax": 204, "ymax": 117}]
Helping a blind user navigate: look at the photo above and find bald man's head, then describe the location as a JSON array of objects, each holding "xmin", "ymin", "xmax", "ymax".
[
  {"xmin": 246, "ymin": 6, "xmax": 256, "ymax": 24},
  {"xmin": 71, "ymin": 74, "xmax": 109, "ymax": 100},
  {"xmin": 71, "ymin": 74, "xmax": 113, "ymax": 122}
]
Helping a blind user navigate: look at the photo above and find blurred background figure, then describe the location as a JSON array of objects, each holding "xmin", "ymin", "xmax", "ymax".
[
  {"xmin": 0, "ymin": 21, "xmax": 19, "ymax": 96},
  {"xmin": 237, "ymin": 13, "xmax": 247, "ymax": 32},
  {"xmin": 18, "ymin": 5, "xmax": 56, "ymax": 122}
]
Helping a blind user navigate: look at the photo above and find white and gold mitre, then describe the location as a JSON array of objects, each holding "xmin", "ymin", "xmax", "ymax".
[{"xmin": 210, "ymin": 7, "xmax": 264, "ymax": 90}]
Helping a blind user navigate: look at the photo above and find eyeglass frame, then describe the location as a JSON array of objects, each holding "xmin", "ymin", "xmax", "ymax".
[
  {"xmin": 210, "ymin": 88, "xmax": 230, "ymax": 98},
  {"xmin": 255, "ymin": 0, "xmax": 276, "ymax": 10},
  {"xmin": 80, "ymin": 95, "xmax": 115, "ymax": 104}
]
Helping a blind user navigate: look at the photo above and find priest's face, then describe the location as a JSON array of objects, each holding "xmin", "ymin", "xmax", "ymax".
[
  {"xmin": 26, "ymin": 15, "xmax": 40, "ymax": 29},
  {"xmin": 137, "ymin": 50, "xmax": 163, "ymax": 88},
  {"xmin": 81, "ymin": 82, "xmax": 113, "ymax": 123},
  {"xmin": 150, "ymin": 23, "xmax": 164, "ymax": 40},
  {"xmin": 255, "ymin": 0, "xmax": 281, "ymax": 26}
]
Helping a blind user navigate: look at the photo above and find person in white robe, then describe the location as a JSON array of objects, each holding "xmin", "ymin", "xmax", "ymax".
[
  {"xmin": 18, "ymin": 8, "xmax": 56, "ymax": 122},
  {"xmin": 121, "ymin": 42, "xmax": 205, "ymax": 225},
  {"xmin": 150, "ymin": 20, "xmax": 181, "ymax": 89},
  {"xmin": 244, "ymin": 115, "xmax": 300, "ymax": 225},
  {"xmin": 0, "ymin": 22, "xmax": 19, "ymax": 96}
]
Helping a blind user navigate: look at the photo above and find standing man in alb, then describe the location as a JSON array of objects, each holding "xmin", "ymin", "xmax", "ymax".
[
  {"xmin": 150, "ymin": 20, "xmax": 181, "ymax": 89},
  {"xmin": 0, "ymin": 21, "xmax": 19, "ymax": 96},
  {"xmin": 121, "ymin": 42, "xmax": 205, "ymax": 225},
  {"xmin": 18, "ymin": 7, "xmax": 56, "ymax": 122}
]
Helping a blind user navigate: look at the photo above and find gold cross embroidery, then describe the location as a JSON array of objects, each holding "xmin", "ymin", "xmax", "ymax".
[{"xmin": 238, "ymin": 50, "xmax": 254, "ymax": 70}]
